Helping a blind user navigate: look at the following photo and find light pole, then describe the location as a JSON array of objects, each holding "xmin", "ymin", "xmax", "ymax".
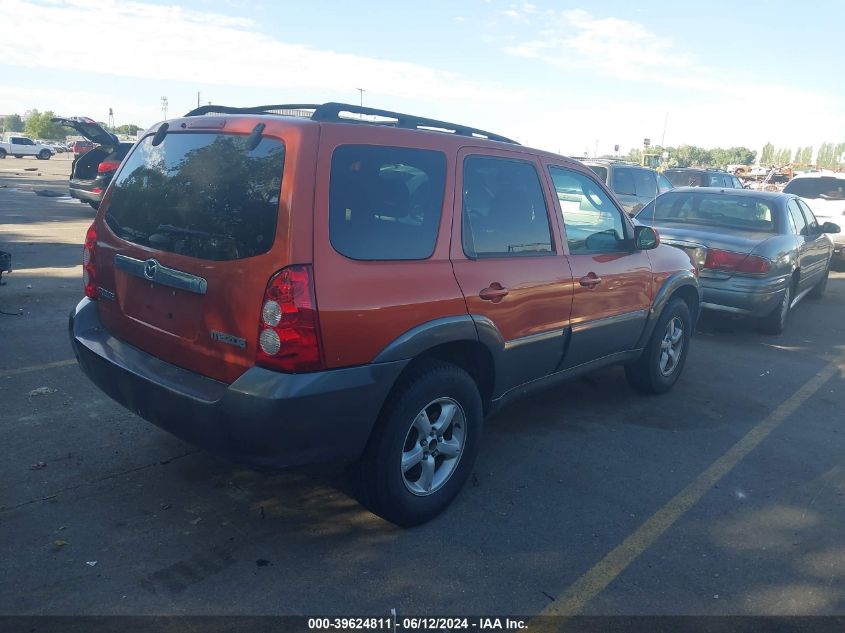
[
  {"xmin": 356, "ymin": 88, "xmax": 365, "ymax": 108},
  {"xmin": 160, "ymin": 96, "xmax": 169, "ymax": 120}
]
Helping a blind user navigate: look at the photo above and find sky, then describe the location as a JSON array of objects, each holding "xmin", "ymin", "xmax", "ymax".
[{"xmin": 1, "ymin": 0, "xmax": 843, "ymax": 158}]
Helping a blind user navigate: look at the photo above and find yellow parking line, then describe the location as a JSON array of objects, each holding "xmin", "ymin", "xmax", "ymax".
[
  {"xmin": 0, "ymin": 359, "xmax": 77, "ymax": 379},
  {"xmin": 538, "ymin": 361, "xmax": 841, "ymax": 620}
]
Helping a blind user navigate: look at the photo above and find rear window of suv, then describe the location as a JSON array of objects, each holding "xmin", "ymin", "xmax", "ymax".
[
  {"xmin": 783, "ymin": 177, "xmax": 845, "ymax": 200},
  {"xmin": 106, "ymin": 133, "xmax": 285, "ymax": 261},
  {"xmin": 329, "ymin": 145, "xmax": 446, "ymax": 260}
]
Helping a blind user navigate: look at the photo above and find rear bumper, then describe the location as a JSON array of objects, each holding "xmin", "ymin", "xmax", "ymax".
[
  {"xmin": 69, "ymin": 298, "xmax": 407, "ymax": 469},
  {"xmin": 69, "ymin": 178, "xmax": 104, "ymax": 203},
  {"xmin": 700, "ymin": 273, "xmax": 788, "ymax": 317}
]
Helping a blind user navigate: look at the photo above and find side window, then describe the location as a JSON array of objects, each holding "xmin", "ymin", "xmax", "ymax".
[
  {"xmin": 10, "ymin": 138, "xmax": 22, "ymax": 145},
  {"xmin": 461, "ymin": 156, "xmax": 553, "ymax": 258},
  {"xmin": 329, "ymin": 145, "xmax": 446, "ymax": 261},
  {"xmin": 797, "ymin": 200, "xmax": 819, "ymax": 232},
  {"xmin": 611, "ymin": 168, "xmax": 636, "ymax": 196},
  {"xmin": 787, "ymin": 199, "xmax": 808, "ymax": 236},
  {"xmin": 632, "ymin": 169, "xmax": 658, "ymax": 198},
  {"xmin": 657, "ymin": 173, "xmax": 674, "ymax": 193},
  {"xmin": 549, "ymin": 166, "xmax": 628, "ymax": 253},
  {"xmin": 731, "ymin": 176, "xmax": 743, "ymax": 189}
]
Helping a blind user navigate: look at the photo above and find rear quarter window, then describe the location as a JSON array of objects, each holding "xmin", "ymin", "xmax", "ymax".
[
  {"xmin": 329, "ymin": 145, "xmax": 446, "ymax": 260},
  {"xmin": 105, "ymin": 132, "xmax": 285, "ymax": 261}
]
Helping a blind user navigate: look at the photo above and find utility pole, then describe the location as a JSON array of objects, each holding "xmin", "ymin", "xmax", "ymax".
[
  {"xmin": 108, "ymin": 108, "xmax": 114, "ymax": 131},
  {"xmin": 197, "ymin": 92, "xmax": 200, "ymax": 108},
  {"xmin": 356, "ymin": 88, "xmax": 365, "ymax": 107},
  {"xmin": 160, "ymin": 96, "xmax": 169, "ymax": 120},
  {"xmin": 661, "ymin": 112, "xmax": 669, "ymax": 147}
]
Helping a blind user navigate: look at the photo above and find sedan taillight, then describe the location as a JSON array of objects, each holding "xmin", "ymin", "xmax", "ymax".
[{"xmin": 703, "ymin": 249, "xmax": 772, "ymax": 274}]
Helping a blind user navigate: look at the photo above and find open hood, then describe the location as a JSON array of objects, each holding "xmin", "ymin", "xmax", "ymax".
[{"xmin": 52, "ymin": 116, "xmax": 120, "ymax": 147}]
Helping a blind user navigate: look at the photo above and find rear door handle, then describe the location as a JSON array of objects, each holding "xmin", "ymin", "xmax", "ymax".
[
  {"xmin": 479, "ymin": 283, "xmax": 509, "ymax": 302},
  {"xmin": 579, "ymin": 273, "xmax": 602, "ymax": 288}
]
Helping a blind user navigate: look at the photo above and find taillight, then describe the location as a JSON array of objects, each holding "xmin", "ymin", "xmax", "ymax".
[
  {"xmin": 256, "ymin": 265, "xmax": 323, "ymax": 372},
  {"xmin": 82, "ymin": 224, "xmax": 97, "ymax": 299},
  {"xmin": 703, "ymin": 249, "xmax": 772, "ymax": 274},
  {"xmin": 97, "ymin": 160, "xmax": 120, "ymax": 174}
]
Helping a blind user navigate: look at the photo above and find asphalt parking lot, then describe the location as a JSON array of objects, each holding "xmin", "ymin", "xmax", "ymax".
[{"xmin": 1, "ymin": 159, "xmax": 844, "ymax": 617}]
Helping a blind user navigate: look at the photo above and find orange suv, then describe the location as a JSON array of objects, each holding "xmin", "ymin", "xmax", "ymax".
[{"xmin": 69, "ymin": 103, "xmax": 700, "ymax": 526}]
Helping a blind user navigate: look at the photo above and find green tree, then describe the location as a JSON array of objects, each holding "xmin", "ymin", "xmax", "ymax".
[
  {"xmin": 774, "ymin": 148, "xmax": 792, "ymax": 165},
  {"xmin": 710, "ymin": 147, "xmax": 756, "ymax": 168},
  {"xmin": 798, "ymin": 146, "xmax": 813, "ymax": 166},
  {"xmin": 23, "ymin": 110, "xmax": 66, "ymax": 140},
  {"xmin": 834, "ymin": 143, "xmax": 845, "ymax": 167},
  {"xmin": 2, "ymin": 114, "xmax": 24, "ymax": 133},
  {"xmin": 760, "ymin": 142, "xmax": 775, "ymax": 165},
  {"xmin": 116, "ymin": 123, "xmax": 141, "ymax": 136},
  {"xmin": 817, "ymin": 143, "xmax": 835, "ymax": 169}
]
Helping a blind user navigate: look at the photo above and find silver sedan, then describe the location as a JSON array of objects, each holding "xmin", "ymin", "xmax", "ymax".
[{"xmin": 636, "ymin": 187, "xmax": 840, "ymax": 334}]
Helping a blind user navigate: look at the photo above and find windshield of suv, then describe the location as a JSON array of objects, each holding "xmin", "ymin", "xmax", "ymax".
[
  {"xmin": 106, "ymin": 132, "xmax": 285, "ymax": 261},
  {"xmin": 783, "ymin": 177, "xmax": 845, "ymax": 200},
  {"xmin": 638, "ymin": 191, "xmax": 777, "ymax": 232}
]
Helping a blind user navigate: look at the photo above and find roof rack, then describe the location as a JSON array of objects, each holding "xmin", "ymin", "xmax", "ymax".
[{"xmin": 183, "ymin": 102, "xmax": 518, "ymax": 144}]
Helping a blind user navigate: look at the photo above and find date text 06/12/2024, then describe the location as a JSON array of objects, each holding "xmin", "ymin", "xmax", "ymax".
[{"xmin": 307, "ymin": 617, "xmax": 528, "ymax": 631}]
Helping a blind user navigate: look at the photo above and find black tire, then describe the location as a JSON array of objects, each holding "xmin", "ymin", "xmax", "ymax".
[
  {"xmin": 625, "ymin": 297, "xmax": 692, "ymax": 394},
  {"xmin": 88, "ymin": 201, "xmax": 100, "ymax": 210},
  {"xmin": 808, "ymin": 264, "xmax": 829, "ymax": 300},
  {"xmin": 38, "ymin": 150, "xmax": 51, "ymax": 160},
  {"xmin": 0, "ymin": 149, "xmax": 6, "ymax": 159},
  {"xmin": 758, "ymin": 282, "xmax": 791, "ymax": 335},
  {"xmin": 353, "ymin": 361, "xmax": 483, "ymax": 527}
]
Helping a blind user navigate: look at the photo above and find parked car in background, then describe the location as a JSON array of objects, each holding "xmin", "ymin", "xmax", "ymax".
[
  {"xmin": 664, "ymin": 168, "xmax": 744, "ymax": 189},
  {"xmin": 637, "ymin": 188, "xmax": 839, "ymax": 334},
  {"xmin": 69, "ymin": 101, "xmax": 700, "ymax": 526},
  {"xmin": 783, "ymin": 172, "xmax": 845, "ymax": 264},
  {"xmin": 582, "ymin": 159, "xmax": 674, "ymax": 214},
  {"xmin": 0, "ymin": 135, "xmax": 55, "ymax": 159},
  {"xmin": 71, "ymin": 140, "xmax": 95, "ymax": 158},
  {"xmin": 53, "ymin": 117, "xmax": 134, "ymax": 209}
]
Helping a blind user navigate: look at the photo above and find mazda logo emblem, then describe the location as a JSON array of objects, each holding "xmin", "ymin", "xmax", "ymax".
[{"xmin": 143, "ymin": 259, "xmax": 158, "ymax": 280}]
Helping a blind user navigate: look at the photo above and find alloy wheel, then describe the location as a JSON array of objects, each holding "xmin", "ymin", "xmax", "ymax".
[
  {"xmin": 401, "ymin": 397, "xmax": 466, "ymax": 496},
  {"xmin": 659, "ymin": 316, "xmax": 684, "ymax": 377}
]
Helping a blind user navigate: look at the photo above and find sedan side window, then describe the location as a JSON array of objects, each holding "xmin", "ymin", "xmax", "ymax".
[
  {"xmin": 787, "ymin": 199, "xmax": 808, "ymax": 236},
  {"xmin": 797, "ymin": 200, "xmax": 819, "ymax": 233},
  {"xmin": 549, "ymin": 166, "xmax": 628, "ymax": 253}
]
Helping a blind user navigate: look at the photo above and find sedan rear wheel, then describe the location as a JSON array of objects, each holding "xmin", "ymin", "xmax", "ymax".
[
  {"xmin": 808, "ymin": 264, "xmax": 829, "ymax": 300},
  {"xmin": 758, "ymin": 283, "xmax": 791, "ymax": 335},
  {"xmin": 38, "ymin": 150, "xmax": 51, "ymax": 160}
]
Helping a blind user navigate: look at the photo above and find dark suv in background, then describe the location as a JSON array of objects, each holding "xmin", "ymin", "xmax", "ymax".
[
  {"xmin": 53, "ymin": 116, "xmax": 134, "ymax": 209},
  {"xmin": 664, "ymin": 168, "xmax": 745, "ymax": 189},
  {"xmin": 582, "ymin": 159, "xmax": 674, "ymax": 214}
]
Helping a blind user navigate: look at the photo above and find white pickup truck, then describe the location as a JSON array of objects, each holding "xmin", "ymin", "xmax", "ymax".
[{"xmin": 0, "ymin": 135, "xmax": 55, "ymax": 160}]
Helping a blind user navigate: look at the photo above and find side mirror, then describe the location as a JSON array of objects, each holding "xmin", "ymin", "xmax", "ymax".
[
  {"xmin": 635, "ymin": 225, "xmax": 660, "ymax": 250},
  {"xmin": 821, "ymin": 221, "xmax": 841, "ymax": 234}
]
